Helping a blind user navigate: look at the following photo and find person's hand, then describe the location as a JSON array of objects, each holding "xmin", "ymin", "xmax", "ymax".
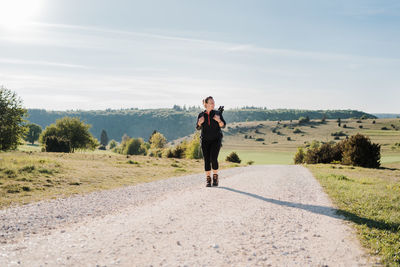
[
  {"xmin": 198, "ymin": 116, "xmax": 205, "ymax": 125},
  {"xmin": 213, "ymin": 114, "xmax": 221, "ymax": 122}
]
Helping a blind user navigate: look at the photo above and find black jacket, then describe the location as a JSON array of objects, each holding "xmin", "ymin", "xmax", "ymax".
[{"xmin": 196, "ymin": 109, "xmax": 226, "ymax": 140}]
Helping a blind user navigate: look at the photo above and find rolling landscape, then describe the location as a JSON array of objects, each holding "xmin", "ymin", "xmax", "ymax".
[
  {"xmin": 1, "ymin": 0, "xmax": 399, "ymax": 266},
  {"xmin": 2, "ymin": 111, "xmax": 399, "ymax": 265}
]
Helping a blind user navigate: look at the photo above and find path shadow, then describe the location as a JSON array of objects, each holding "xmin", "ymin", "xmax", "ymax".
[{"xmin": 216, "ymin": 186, "xmax": 400, "ymax": 233}]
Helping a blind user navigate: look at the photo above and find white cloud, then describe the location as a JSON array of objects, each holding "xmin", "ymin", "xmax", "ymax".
[{"xmin": 0, "ymin": 21, "xmax": 399, "ymax": 112}]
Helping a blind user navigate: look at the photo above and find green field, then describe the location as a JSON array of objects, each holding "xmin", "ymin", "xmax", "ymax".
[{"xmin": 218, "ymin": 118, "xmax": 400, "ymax": 166}]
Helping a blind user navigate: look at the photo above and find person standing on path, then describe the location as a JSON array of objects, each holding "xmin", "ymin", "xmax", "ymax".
[{"xmin": 196, "ymin": 96, "xmax": 226, "ymax": 187}]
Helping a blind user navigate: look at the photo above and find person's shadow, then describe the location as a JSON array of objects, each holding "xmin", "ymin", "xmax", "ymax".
[{"xmin": 215, "ymin": 186, "xmax": 399, "ymax": 233}]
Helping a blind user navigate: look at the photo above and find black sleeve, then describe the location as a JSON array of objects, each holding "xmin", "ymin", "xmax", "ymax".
[
  {"xmin": 196, "ymin": 112, "xmax": 203, "ymax": 130},
  {"xmin": 220, "ymin": 113, "xmax": 226, "ymax": 129}
]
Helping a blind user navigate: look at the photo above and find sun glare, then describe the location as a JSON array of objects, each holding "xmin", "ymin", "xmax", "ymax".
[{"xmin": 0, "ymin": 0, "xmax": 44, "ymax": 30}]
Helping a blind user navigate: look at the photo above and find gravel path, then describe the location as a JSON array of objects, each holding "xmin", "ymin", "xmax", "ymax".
[{"xmin": 0, "ymin": 165, "xmax": 376, "ymax": 266}]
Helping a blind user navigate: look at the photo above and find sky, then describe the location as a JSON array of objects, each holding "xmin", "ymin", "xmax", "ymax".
[{"xmin": 0, "ymin": 0, "xmax": 399, "ymax": 113}]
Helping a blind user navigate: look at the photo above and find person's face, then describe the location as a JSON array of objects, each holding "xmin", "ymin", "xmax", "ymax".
[{"xmin": 205, "ymin": 98, "xmax": 215, "ymax": 110}]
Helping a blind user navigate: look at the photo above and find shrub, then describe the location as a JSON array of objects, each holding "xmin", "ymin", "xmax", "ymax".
[
  {"xmin": 341, "ymin": 133, "xmax": 381, "ymax": 168},
  {"xmin": 164, "ymin": 145, "xmax": 185, "ymax": 158},
  {"xmin": 381, "ymin": 127, "xmax": 389, "ymax": 130},
  {"xmin": 294, "ymin": 147, "xmax": 305, "ymax": 164},
  {"xmin": 19, "ymin": 165, "xmax": 35, "ymax": 173},
  {"xmin": 148, "ymin": 148, "xmax": 163, "ymax": 157},
  {"xmin": 108, "ymin": 139, "xmax": 118, "ymax": 149},
  {"xmin": 287, "ymin": 136, "xmax": 291, "ymax": 141},
  {"xmin": 149, "ymin": 132, "xmax": 167, "ymax": 149},
  {"xmin": 372, "ymin": 120, "xmax": 376, "ymax": 124},
  {"xmin": 123, "ymin": 138, "xmax": 146, "ymax": 155},
  {"xmin": 226, "ymin": 151, "xmax": 241, "ymax": 163},
  {"xmin": 331, "ymin": 131, "xmax": 346, "ymax": 137},
  {"xmin": 173, "ymin": 146, "xmax": 185, "ymax": 158},
  {"xmin": 309, "ymin": 140, "xmax": 320, "ymax": 149},
  {"xmin": 299, "ymin": 141, "xmax": 344, "ymax": 164},
  {"xmin": 359, "ymin": 125, "xmax": 363, "ymax": 129},
  {"xmin": 44, "ymin": 136, "xmax": 71, "ymax": 152},
  {"xmin": 255, "ymin": 138, "xmax": 264, "ymax": 141},
  {"xmin": 164, "ymin": 148, "xmax": 174, "ymax": 158},
  {"xmin": 298, "ymin": 116, "xmax": 310, "ymax": 124},
  {"xmin": 185, "ymin": 132, "xmax": 202, "ymax": 159},
  {"xmin": 343, "ymin": 124, "xmax": 347, "ymax": 128},
  {"xmin": 247, "ymin": 160, "xmax": 255, "ymax": 165},
  {"xmin": 98, "ymin": 145, "xmax": 106, "ymax": 150},
  {"xmin": 39, "ymin": 117, "xmax": 98, "ymax": 152},
  {"xmin": 293, "ymin": 128, "xmax": 302, "ymax": 134}
]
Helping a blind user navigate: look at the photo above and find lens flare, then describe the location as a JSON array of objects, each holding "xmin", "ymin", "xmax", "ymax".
[{"xmin": 0, "ymin": 0, "xmax": 44, "ymax": 30}]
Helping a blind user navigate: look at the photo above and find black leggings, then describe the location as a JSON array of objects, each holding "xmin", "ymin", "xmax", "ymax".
[{"xmin": 201, "ymin": 138, "xmax": 222, "ymax": 171}]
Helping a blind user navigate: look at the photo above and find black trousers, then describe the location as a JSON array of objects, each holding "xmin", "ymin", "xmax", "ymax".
[{"xmin": 201, "ymin": 137, "xmax": 222, "ymax": 171}]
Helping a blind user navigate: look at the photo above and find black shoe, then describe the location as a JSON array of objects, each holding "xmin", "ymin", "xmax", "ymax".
[
  {"xmin": 206, "ymin": 176, "xmax": 211, "ymax": 187},
  {"xmin": 212, "ymin": 174, "xmax": 218, "ymax": 186}
]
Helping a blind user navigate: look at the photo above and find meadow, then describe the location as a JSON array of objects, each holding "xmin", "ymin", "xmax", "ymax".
[
  {"xmin": 0, "ymin": 149, "xmax": 238, "ymax": 209},
  {"xmin": 220, "ymin": 117, "xmax": 400, "ymax": 165}
]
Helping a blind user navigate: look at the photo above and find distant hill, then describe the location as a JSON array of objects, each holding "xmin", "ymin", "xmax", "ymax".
[
  {"xmin": 372, "ymin": 113, "xmax": 400, "ymax": 118},
  {"xmin": 25, "ymin": 108, "xmax": 376, "ymax": 142}
]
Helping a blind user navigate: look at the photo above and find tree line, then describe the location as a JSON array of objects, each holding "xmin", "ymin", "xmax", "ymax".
[
  {"xmin": 26, "ymin": 108, "xmax": 376, "ymax": 142},
  {"xmin": 0, "ymin": 86, "xmax": 377, "ymax": 152}
]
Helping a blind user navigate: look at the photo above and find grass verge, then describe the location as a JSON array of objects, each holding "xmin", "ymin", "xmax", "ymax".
[
  {"xmin": 0, "ymin": 150, "xmax": 241, "ymax": 210},
  {"xmin": 307, "ymin": 163, "xmax": 400, "ymax": 266}
]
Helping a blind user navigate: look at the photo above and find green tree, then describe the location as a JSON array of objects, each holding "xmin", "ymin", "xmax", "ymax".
[
  {"xmin": 342, "ymin": 133, "xmax": 381, "ymax": 168},
  {"xmin": 0, "ymin": 87, "xmax": 28, "ymax": 151},
  {"xmin": 25, "ymin": 123, "xmax": 42, "ymax": 145},
  {"xmin": 149, "ymin": 132, "xmax": 167, "ymax": 149},
  {"xmin": 148, "ymin": 130, "xmax": 157, "ymax": 143},
  {"xmin": 185, "ymin": 132, "xmax": 202, "ymax": 159},
  {"xmin": 123, "ymin": 137, "xmax": 146, "ymax": 155},
  {"xmin": 39, "ymin": 116, "xmax": 98, "ymax": 152},
  {"xmin": 100, "ymin": 129, "xmax": 109, "ymax": 146},
  {"xmin": 108, "ymin": 139, "xmax": 118, "ymax": 149}
]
